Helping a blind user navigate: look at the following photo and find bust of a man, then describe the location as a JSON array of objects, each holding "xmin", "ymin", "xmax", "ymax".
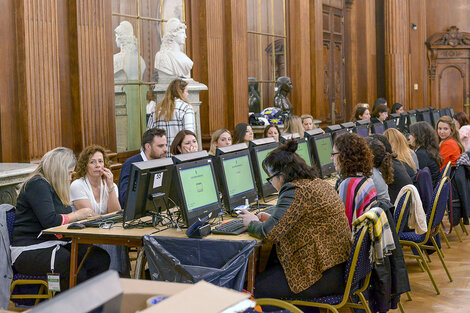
[
  {"xmin": 114, "ymin": 21, "xmax": 146, "ymax": 88},
  {"xmin": 154, "ymin": 18, "xmax": 193, "ymax": 78},
  {"xmin": 274, "ymin": 76, "xmax": 293, "ymax": 113}
]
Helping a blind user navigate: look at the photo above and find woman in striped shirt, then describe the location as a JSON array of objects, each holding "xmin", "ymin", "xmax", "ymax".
[{"xmin": 332, "ymin": 132, "xmax": 378, "ymax": 227}]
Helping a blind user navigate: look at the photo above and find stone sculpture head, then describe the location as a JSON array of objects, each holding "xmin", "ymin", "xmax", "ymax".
[
  {"xmin": 276, "ymin": 76, "xmax": 293, "ymax": 94},
  {"xmin": 115, "ymin": 21, "xmax": 137, "ymax": 52}
]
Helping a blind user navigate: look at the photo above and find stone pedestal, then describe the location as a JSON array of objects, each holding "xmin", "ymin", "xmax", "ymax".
[
  {"xmin": 0, "ymin": 163, "xmax": 37, "ymax": 205},
  {"xmin": 154, "ymin": 76, "xmax": 207, "ymax": 148}
]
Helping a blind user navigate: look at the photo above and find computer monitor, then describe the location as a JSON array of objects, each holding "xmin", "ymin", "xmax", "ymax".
[
  {"xmin": 249, "ymin": 138, "xmax": 279, "ymax": 200},
  {"xmin": 431, "ymin": 109, "xmax": 441, "ymax": 127},
  {"xmin": 355, "ymin": 124, "xmax": 369, "ymax": 138},
  {"xmin": 397, "ymin": 112, "xmax": 408, "ymax": 132},
  {"xmin": 408, "ymin": 110, "xmax": 417, "ymax": 125},
  {"xmin": 326, "ymin": 124, "xmax": 348, "ymax": 143},
  {"xmin": 304, "ymin": 128, "xmax": 324, "ymax": 138},
  {"xmin": 170, "ymin": 156, "xmax": 222, "ymax": 226},
  {"xmin": 340, "ymin": 122, "xmax": 356, "ymax": 132},
  {"xmin": 295, "ymin": 137, "xmax": 313, "ymax": 167},
  {"xmin": 449, "ymin": 107, "xmax": 455, "ymax": 117},
  {"xmin": 417, "ymin": 108, "xmax": 432, "ymax": 125},
  {"xmin": 371, "ymin": 123, "xmax": 385, "ymax": 134},
  {"xmin": 279, "ymin": 132, "xmax": 300, "ymax": 143},
  {"xmin": 384, "ymin": 119, "xmax": 397, "ymax": 130},
  {"xmin": 31, "ymin": 270, "xmax": 122, "ymax": 313},
  {"xmin": 214, "ymin": 144, "xmax": 257, "ymax": 212},
  {"xmin": 309, "ymin": 133, "xmax": 335, "ymax": 178},
  {"xmin": 123, "ymin": 158, "xmax": 173, "ymax": 224}
]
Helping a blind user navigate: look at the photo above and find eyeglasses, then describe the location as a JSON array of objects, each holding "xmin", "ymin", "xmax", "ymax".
[
  {"xmin": 331, "ymin": 151, "xmax": 340, "ymax": 157},
  {"xmin": 266, "ymin": 172, "xmax": 281, "ymax": 184}
]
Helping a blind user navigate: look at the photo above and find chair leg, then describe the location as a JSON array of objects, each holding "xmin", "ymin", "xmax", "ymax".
[
  {"xmin": 423, "ymin": 249, "xmax": 432, "ymax": 262},
  {"xmin": 416, "ymin": 259, "xmax": 425, "ymax": 272},
  {"xmin": 398, "ymin": 302, "xmax": 405, "ymax": 313},
  {"xmin": 430, "ymin": 236, "xmax": 453, "ymax": 282},
  {"xmin": 406, "ymin": 291, "xmax": 412, "ymax": 301},
  {"xmin": 355, "ymin": 292, "xmax": 372, "ymax": 313},
  {"xmin": 409, "ymin": 242, "xmax": 440, "ymax": 295},
  {"xmin": 439, "ymin": 226, "xmax": 451, "ymax": 248},
  {"xmin": 460, "ymin": 219, "xmax": 468, "ymax": 236},
  {"xmin": 454, "ymin": 227, "xmax": 463, "ymax": 243}
]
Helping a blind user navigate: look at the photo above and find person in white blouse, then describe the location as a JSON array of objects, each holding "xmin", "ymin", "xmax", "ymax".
[{"xmin": 70, "ymin": 145, "xmax": 129, "ymax": 275}]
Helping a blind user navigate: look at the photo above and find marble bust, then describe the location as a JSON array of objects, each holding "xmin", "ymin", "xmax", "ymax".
[
  {"xmin": 154, "ymin": 18, "xmax": 193, "ymax": 79},
  {"xmin": 114, "ymin": 21, "xmax": 146, "ymax": 90},
  {"xmin": 274, "ymin": 76, "xmax": 293, "ymax": 113}
]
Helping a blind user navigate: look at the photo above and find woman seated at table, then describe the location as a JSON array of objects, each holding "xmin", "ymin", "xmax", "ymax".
[
  {"xmin": 209, "ymin": 129, "xmax": 232, "ymax": 155},
  {"xmin": 263, "ymin": 124, "xmax": 280, "ymax": 142},
  {"xmin": 11, "ymin": 147, "xmax": 109, "ymax": 291},
  {"xmin": 70, "ymin": 145, "xmax": 128, "ymax": 275},
  {"xmin": 233, "ymin": 123, "xmax": 254, "ymax": 145},
  {"xmin": 170, "ymin": 129, "xmax": 199, "ymax": 155},
  {"xmin": 371, "ymin": 103, "xmax": 389, "ymax": 124},
  {"xmin": 333, "ymin": 132, "xmax": 378, "ymax": 227},
  {"xmin": 301, "ymin": 114, "xmax": 316, "ymax": 131},
  {"xmin": 353, "ymin": 106, "xmax": 371, "ymax": 122},
  {"xmin": 436, "ymin": 116, "xmax": 464, "ymax": 169},
  {"xmin": 239, "ymin": 140, "xmax": 351, "ymax": 300},
  {"xmin": 409, "ymin": 122, "xmax": 442, "ymax": 186}
]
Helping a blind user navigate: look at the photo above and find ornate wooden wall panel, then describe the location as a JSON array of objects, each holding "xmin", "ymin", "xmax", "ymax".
[
  {"xmin": 75, "ymin": 0, "xmax": 116, "ymax": 150},
  {"xmin": 426, "ymin": 26, "xmax": 470, "ymax": 113},
  {"xmin": 23, "ymin": 0, "xmax": 63, "ymax": 160}
]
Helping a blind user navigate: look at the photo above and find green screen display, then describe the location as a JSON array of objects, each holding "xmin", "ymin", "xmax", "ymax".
[
  {"xmin": 179, "ymin": 164, "xmax": 218, "ymax": 212},
  {"xmin": 316, "ymin": 137, "xmax": 333, "ymax": 167},
  {"xmin": 256, "ymin": 147, "xmax": 276, "ymax": 183},
  {"xmin": 296, "ymin": 141, "xmax": 312, "ymax": 166},
  {"xmin": 223, "ymin": 155, "xmax": 255, "ymax": 197}
]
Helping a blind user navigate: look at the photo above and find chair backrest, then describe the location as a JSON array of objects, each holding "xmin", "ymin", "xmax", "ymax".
[
  {"xmin": 440, "ymin": 161, "xmax": 452, "ymax": 180},
  {"xmin": 417, "ymin": 176, "xmax": 451, "ymax": 245},
  {"xmin": 394, "ymin": 190, "xmax": 411, "ymax": 237},
  {"xmin": 343, "ymin": 226, "xmax": 372, "ymax": 296},
  {"xmin": 413, "ymin": 167, "xmax": 433, "ymax": 213},
  {"xmin": 5, "ymin": 206, "xmax": 15, "ymax": 243}
]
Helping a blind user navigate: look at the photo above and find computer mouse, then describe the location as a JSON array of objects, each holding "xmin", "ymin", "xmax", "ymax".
[{"xmin": 67, "ymin": 222, "xmax": 85, "ymax": 230}]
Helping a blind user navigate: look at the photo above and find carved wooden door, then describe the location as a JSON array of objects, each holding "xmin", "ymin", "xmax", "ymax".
[
  {"xmin": 322, "ymin": 4, "xmax": 345, "ymax": 124},
  {"xmin": 426, "ymin": 26, "xmax": 470, "ymax": 114}
]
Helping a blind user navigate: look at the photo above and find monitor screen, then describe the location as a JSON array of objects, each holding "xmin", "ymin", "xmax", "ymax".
[
  {"xmin": 171, "ymin": 158, "xmax": 222, "ymax": 226},
  {"xmin": 409, "ymin": 114, "xmax": 417, "ymax": 124},
  {"xmin": 249, "ymin": 141, "xmax": 279, "ymax": 200},
  {"xmin": 179, "ymin": 164, "xmax": 219, "ymax": 212},
  {"xmin": 356, "ymin": 125, "xmax": 369, "ymax": 138},
  {"xmin": 215, "ymin": 150, "xmax": 258, "ymax": 211},
  {"xmin": 372, "ymin": 123, "xmax": 385, "ymax": 134},
  {"xmin": 296, "ymin": 140, "xmax": 312, "ymax": 166},
  {"xmin": 384, "ymin": 119, "xmax": 397, "ymax": 130},
  {"xmin": 223, "ymin": 155, "xmax": 255, "ymax": 197},
  {"xmin": 432, "ymin": 111, "xmax": 441, "ymax": 127},
  {"xmin": 310, "ymin": 134, "xmax": 335, "ymax": 178}
]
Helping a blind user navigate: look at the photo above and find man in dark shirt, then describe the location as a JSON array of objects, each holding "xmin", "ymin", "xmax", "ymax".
[{"xmin": 118, "ymin": 128, "xmax": 168, "ymax": 207}]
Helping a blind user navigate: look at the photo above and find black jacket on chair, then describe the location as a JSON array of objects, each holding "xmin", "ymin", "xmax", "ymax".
[{"xmin": 450, "ymin": 152, "xmax": 470, "ymax": 226}]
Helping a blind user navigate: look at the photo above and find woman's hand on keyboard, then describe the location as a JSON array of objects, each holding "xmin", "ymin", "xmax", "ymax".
[
  {"xmin": 256, "ymin": 212, "xmax": 271, "ymax": 222},
  {"xmin": 238, "ymin": 209, "xmax": 259, "ymax": 227}
]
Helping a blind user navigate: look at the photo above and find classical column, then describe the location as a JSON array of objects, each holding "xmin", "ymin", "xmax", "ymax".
[{"xmin": 384, "ymin": 0, "xmax": 411, "ymax": 108}]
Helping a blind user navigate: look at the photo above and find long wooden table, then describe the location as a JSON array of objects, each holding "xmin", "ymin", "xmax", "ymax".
[{"xmin": 43, "ymin": 216, "xmax": 261, "ymax": 291}]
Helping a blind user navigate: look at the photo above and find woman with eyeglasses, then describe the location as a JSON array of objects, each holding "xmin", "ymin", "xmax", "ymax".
[
  {"xmin": 147, "ymin": 78, "xmax": 195, "ymax": 152},
  {"xmin": 239, "ymin": 140, "xmax": 351, "ymax": 300},
  {"xmin": 11, "ymin": 147, "xmax": 109, "ymax": 291},
  {"xmin": 332, "ymin": 132, "xmax": 378, "ymax": 227}
]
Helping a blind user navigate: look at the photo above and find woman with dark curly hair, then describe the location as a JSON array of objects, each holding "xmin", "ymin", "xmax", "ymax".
[
  {"xmin": 333, "ymin": 132, "xmax": 378, "ymax": 227},
  {"xmin": 366, "ymin": 137, "xmax": 393, "ymax": 202},
  {"xmin": 409, "ymin": 121, "xmax": 442, "ymax": 186}
]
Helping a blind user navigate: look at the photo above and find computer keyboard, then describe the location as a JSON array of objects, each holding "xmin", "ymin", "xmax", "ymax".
[
  {"xmin": 211, "ymin": 219, "xmax": 247, "ymax": 235},
  {"xmin": 260, "ymin": 205, "xmax": 275, "ymax": 215},
  {"xmin": 81, "ymin": 211, "xmax": 124, "ymax": 228}
]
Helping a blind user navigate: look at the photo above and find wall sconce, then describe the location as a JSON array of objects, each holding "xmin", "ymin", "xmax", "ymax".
[{"xmin": 411, "ymin": 23, "xmax": 418, "ymax": 30}]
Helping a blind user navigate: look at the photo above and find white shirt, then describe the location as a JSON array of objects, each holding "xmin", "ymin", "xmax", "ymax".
[
  {"xmin": 146, "ymin": 100, "xmax": 156, "ymax": 115},
  {"xmin": 70, "ymin": 177, "xmax": 118, "ymax": 215}
]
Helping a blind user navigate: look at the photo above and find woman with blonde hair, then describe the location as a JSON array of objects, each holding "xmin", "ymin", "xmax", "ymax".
[
  {"xmin": 209, "ymin": 129, "xmax": 232, "ymax": 155},
  {"xmin": 283, "ymin": 115, "xmax": 304, "ymax": 138},
  {"xmin": 147, "ymin": 78, "xmax": 195, "ymax": 149},
  {"xmin": 11, "ymin": 147, "xmax": 109, "ymax": 291},
  {"xmin": 384, "ymin": 128, "xmax": 418, "ymax": 175},
  {"xmin": 301, "ymin": 114, "xmax": 316, "ymax": 131}
]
